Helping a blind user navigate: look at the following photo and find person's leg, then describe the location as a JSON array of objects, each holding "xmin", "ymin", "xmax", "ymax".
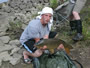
[
  {"xmin": 69, "ymin": 19, "xmax": 77, "ymax": 35},
  {"xmin": 72, "ymin": 20, "xmax": 83, "ymax": 41},
  {"xmin": 71, "ymin": 11, "xmax": 83, "ymax": 41},
  {"xmin": 69, "ymin": 0, "xmax": 87, "ymax": 41},
  {"xmin": 23, "ymin": 49, "xmax": 43, "ymax": 64},
  {"xmin": 23, "ymin": 39, "xmax": 47, "ymax": 63},
  {"xmin": 22, "ymin": 39, "xmax": 37, "ymax": 63}
]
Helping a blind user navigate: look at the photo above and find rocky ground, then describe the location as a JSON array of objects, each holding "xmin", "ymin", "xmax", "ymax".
[
  {"xmin": 0, "ymin": 0, "xmax": 90, "ymax": 68},
  {"xmin": 0, "ymin": 13, "xmax": 90, "ymax": 68}
]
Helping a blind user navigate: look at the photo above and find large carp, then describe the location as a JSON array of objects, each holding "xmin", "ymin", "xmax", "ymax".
[{"xmin": 35, "ymin": 38, "xmax": 73, "ymax": 54}]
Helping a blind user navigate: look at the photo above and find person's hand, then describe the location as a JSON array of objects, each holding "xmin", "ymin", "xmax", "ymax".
[
  {"xmin": 32, "ymin": 45, "xmax": 47, "ymax": 57},
  {"xmin": 40, "ymin": 45, "xmax": 47, "ymax": 49},
  {"xmin": 32, "ymin": 49, "xmax": 43, "ymax": 57},
  {"xmin": 57, "ymin": 44, "xmax": 65, "ymax": 50}
]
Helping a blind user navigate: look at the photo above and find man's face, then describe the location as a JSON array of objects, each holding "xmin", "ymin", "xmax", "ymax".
[{"xmin": 42, "ymin": 13, "xmax": 52, "ymax": 25}]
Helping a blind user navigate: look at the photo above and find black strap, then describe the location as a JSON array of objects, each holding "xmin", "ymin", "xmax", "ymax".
[
  {"xmin": 63, "ymin": 51, "xmax": 83, "ymax": 68},
  {"xmin": 72, "ymin": 60, "xmax": 83, "ymax": 68}
]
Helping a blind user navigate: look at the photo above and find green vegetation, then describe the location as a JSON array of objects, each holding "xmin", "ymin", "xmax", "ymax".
[
  {"xmin": 49, "ymin": 0, "xmax": 58, "ymax": 9},
  {"xmin": 81, "ymin": 6, "xmax": 90, "ymax": 40},
  {"xmin": 54, "ymin": 1, "xmax": 90, "ymax": 47},
  {"xmin": 6, "ymin": 20, "xmax": 23, "ymax": 40},
  {"xmin": 83, "ymin": 17, "xmax": 90, "ymax": 40}
]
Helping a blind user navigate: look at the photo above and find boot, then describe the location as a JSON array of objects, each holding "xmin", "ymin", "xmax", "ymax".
[
  {"xmin": 69, "ymin": 20, "xmax": 76, "ymax": 35},
  {"xmin": 72, "ymin": 20, "xmax": 83, "ymax": 41}
]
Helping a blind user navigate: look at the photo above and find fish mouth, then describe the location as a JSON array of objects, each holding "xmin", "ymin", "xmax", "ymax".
[{"xmin": 35, "ymin": 40, "xmax": 44, "ymax": 45}]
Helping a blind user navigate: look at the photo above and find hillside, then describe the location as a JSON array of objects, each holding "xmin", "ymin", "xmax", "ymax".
[{"xmin": 0, "ymin": 0, "xmax": 90, "ymax": 68}]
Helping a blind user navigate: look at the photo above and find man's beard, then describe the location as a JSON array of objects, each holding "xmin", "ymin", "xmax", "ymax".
[{"xmin": 42, "ymin": 23, "xmax": 48, "ymax": 26}]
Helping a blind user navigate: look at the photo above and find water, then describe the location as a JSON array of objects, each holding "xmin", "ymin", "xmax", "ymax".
[{"xmin": 0, "ymin": 0, "xmax": 8, "ymax": 3}]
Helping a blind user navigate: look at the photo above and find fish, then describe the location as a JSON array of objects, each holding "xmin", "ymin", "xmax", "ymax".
[{"xmin": 35, "ymin": 38, "xmax": 73, "ymax": 54}]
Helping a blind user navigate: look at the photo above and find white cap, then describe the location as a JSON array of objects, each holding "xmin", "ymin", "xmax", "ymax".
[{"xmin": 39, "ymin": 7, "xmax": 53, "ymax": 15}]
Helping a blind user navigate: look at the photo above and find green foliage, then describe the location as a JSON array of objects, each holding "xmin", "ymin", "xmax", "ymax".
[
  {"xmin": 81, "ymin": 6, "xmax": 90, "ymax": 40},
  {"xmin": 9, "ymin": 20, "xmax": 22, "ymax": 30},
  {"xmin": 49, "ymin": 0, "xmax": 58, "ymax": 9},
  {"xmin": 83, "ymin": 21, "xmax": 90, "ymax": 40},
  {"xmin": 7, "ymin": 20, "xmax": 23, "ymax": 40}
]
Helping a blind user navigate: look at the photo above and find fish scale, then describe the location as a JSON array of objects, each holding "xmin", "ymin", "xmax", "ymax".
[{"xmin": 35, "ymin": 38, "xmax": 73, "ymax": 54}]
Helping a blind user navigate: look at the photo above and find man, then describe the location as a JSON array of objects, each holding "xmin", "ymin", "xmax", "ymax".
[
  {"xmin": 69, "ymin": 0, "xmax": 87, "ymax": 41},
  {"xmin": 20, "ymin": 7, "xmax": 64, "ymax": 64}
]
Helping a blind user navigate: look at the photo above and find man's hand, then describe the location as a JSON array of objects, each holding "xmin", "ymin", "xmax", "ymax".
[
  {"xmin": 34, "ymin": 38, "xmax": 40, "ymax": 42},
  {"xmin": 43, "ymin": 35, "xmax": 48, "ymax": 39},
  {"xmin": 32, "ymin": 45, "xmax": 47, "ymax": 57}
]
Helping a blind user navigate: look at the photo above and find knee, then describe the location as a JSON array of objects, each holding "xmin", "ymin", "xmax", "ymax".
[
  {"xmin": 23, "ymin": 51, "xmax": 28, "ymax": 55},
  {"xmin": 72, "ymin": 11, "xmax": 79, "ymax": 16}
]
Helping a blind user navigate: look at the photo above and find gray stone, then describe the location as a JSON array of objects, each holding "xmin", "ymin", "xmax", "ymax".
[
  {"xmin": 0, "ymin": 32, "xmax": 6, "ymax": 36},
  {"xmin": 10, "ymin": 53, "xmax": 22, "ymax": 65},
  {"xmin": 0, "ymin": 51, "xmax": 12, "ymax": 65},
  {"xmin": 0, "ymin": 59, "xmax": 2, "ymax": 66},
  {"xmin": 10, "ymin": 47, "xmax": 20, "ymax": 55},
  {"xmin": 9, "ymin": 39, "xmax": 20, "ymax": 46},
  {"xmin": 0, "ymin": 45, "xmax": 14, "ymax": 52},
  {"xmin": 0, "ymin": 36, "xmax": 10, "ymax": 44},
  {"xmin": 0, "ymin": 18, "xmax": 9, "ymax": 32},
  {"xmin": 0, "ymin": 40, "xmax": 4, "ymax": 46},
  {"xmin": 19, "ymin": 4, "xmax": 26, "ymax": 10},
  {"xmin": 2, "ymin": 6, "xmax": 11, "ymax": 13},
  {"xmin": 44, "ymin": 0, "xmax": 49, "ymax": 3}
]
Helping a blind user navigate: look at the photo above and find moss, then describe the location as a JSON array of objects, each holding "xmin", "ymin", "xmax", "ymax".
[{"xmin": 49, "ymin": 0, "xmax": 58, "ymax": 9}]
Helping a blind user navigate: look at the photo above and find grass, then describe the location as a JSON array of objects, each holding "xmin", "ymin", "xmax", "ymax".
[
  {"xmin": 6, "ymin": 20, "xmax": 23, "ymax": 40},
  {"xmin": 53, "ymin": 2, "xmax": 90, "ymax": 47},
  {"xmin": 49, "ymin": 0, "xmax": 58, "ymax": 9}
]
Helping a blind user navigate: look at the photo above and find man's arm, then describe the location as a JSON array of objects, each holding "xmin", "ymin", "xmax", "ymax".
[{"xmin": 34, "ymin": 38, "xmax": 40, "ymax": 43}]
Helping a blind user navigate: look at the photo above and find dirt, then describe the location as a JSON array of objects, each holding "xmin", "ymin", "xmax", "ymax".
[{"xmin": 70, "ymin": 45, "xmax": 90, "ymax": 68}]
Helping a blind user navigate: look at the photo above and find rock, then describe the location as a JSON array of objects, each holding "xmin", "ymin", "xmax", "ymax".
[
  {"xmin": 0, "ymin": 45, "xmax": 14, "ymax": 52},
  {"xmin": 10, "ymin": 53, "xmax": 22, "ymax": 65},
  {"xmin": 0, "ymin": 51, "xmax": 12, "ymax": 66},
  {"xmin": 0, "ymin": 40, "xmax": 4, "ymax": 46},
  {"xmin": 0, "ymin": 36, "xmax": 10, "ymax": 44},
  {"xmin": 0, "ymin": 60, "xmax": 2, "ymax": 66},
  {"xmin": 0, "ymin": 17, "xmax": 9, "ymax": 32},
  {"xmin": 0, "ymin": 32, "xmax": 6, "ymax": 36},
  {"xmin": 10, "ymin": 47, "xmax": 20, "ymax": 55},
  {"xmin": 9, "ymin": 39, "xmax": 20, "ymax": 46}
]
